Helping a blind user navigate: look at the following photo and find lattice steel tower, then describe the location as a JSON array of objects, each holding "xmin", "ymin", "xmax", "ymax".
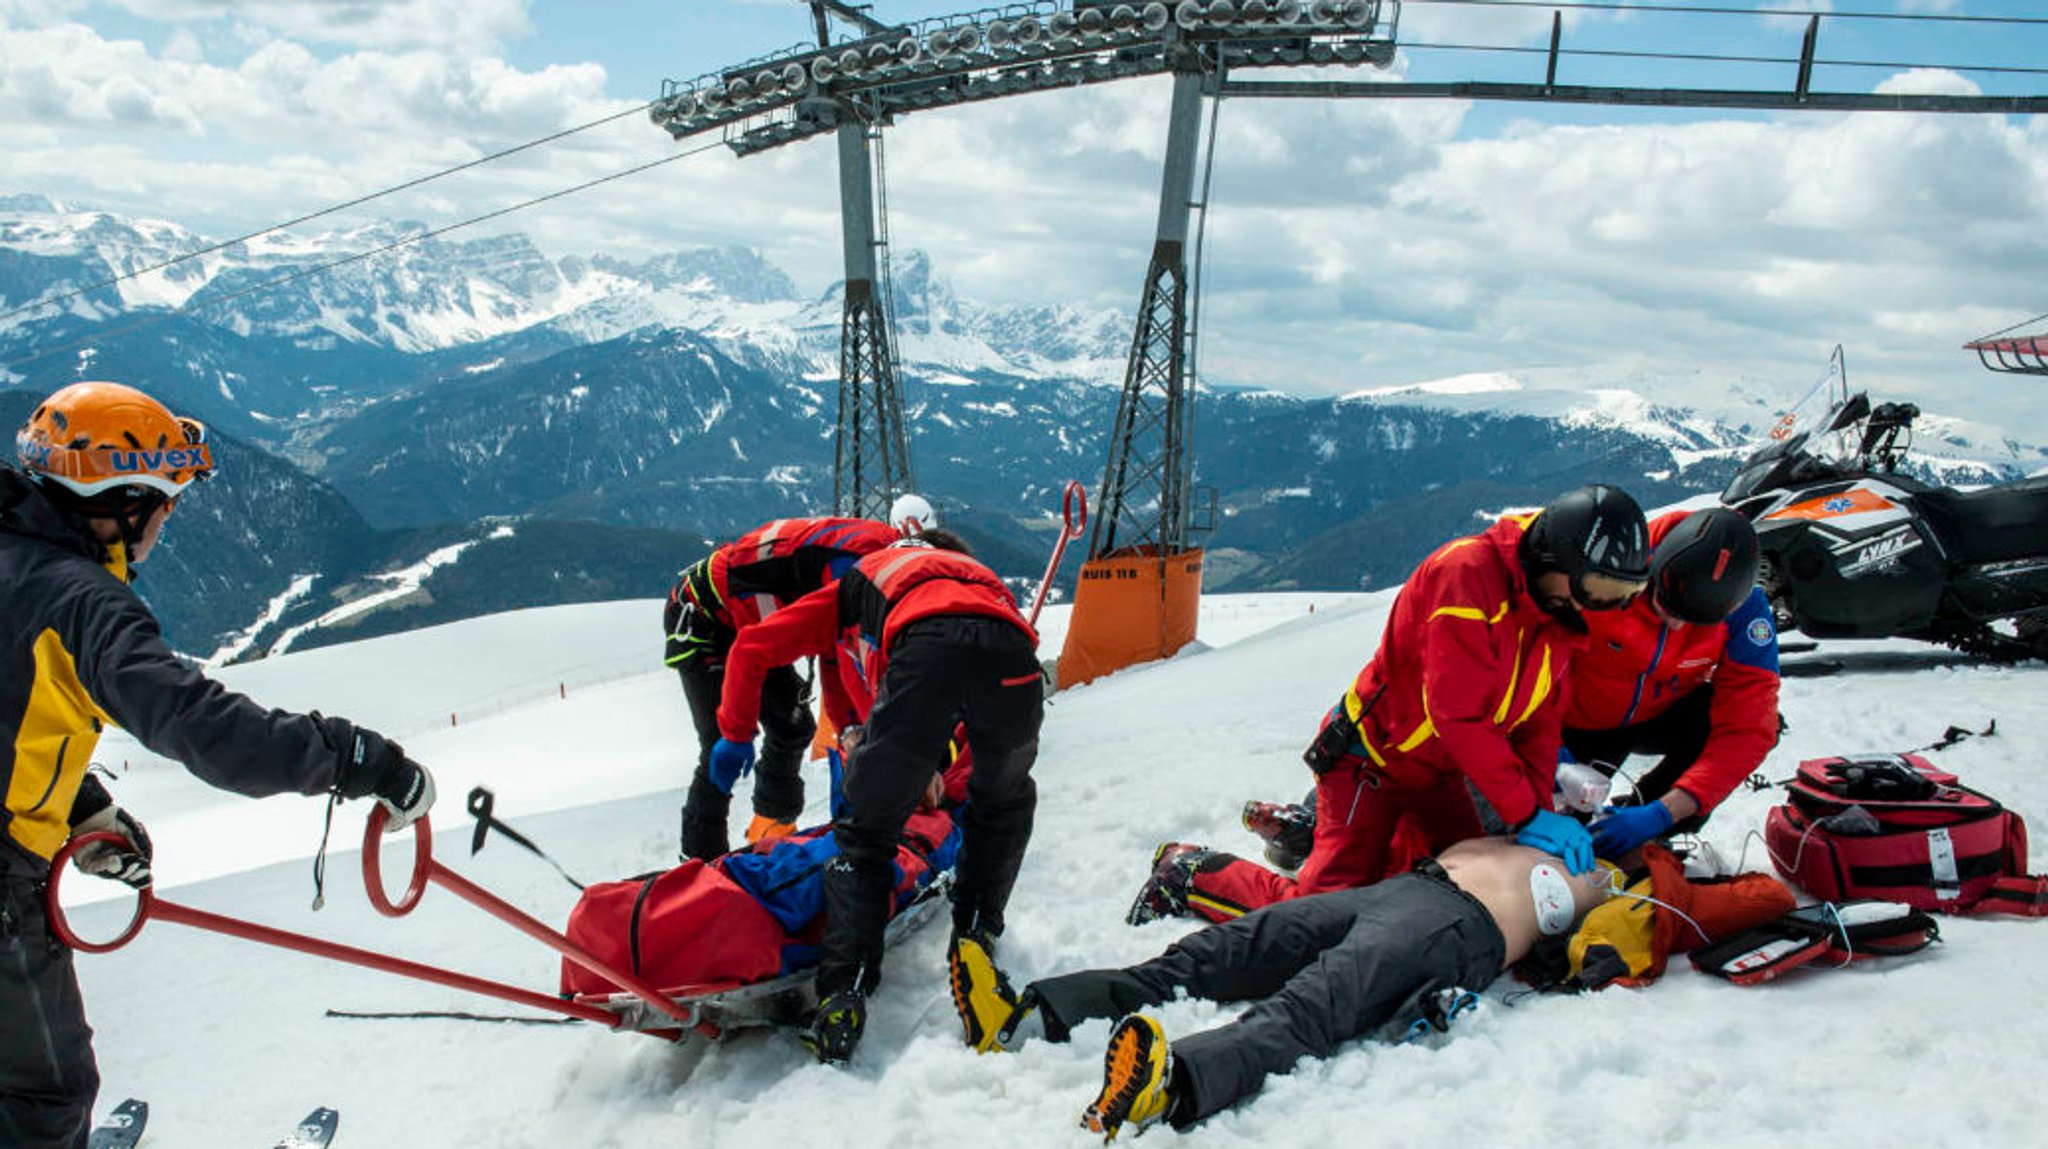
[
  {"xmin": 1091, "ymin": 55, "xmax": 1205, "ymax": 560},
  {"xmin": 832, "ymin": 104, "xmax": 916, "ymax": 520}
]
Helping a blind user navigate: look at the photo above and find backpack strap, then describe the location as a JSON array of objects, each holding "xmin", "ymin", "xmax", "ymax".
[{"xmin": 1973, "ymin": 875, "xmax": 2048, "ymax": 917}]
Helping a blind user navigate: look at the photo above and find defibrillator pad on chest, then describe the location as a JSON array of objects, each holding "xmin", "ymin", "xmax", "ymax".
[{"xmin": 1531, "ymin": 863, "xmax": 1576, "ymax": 935}]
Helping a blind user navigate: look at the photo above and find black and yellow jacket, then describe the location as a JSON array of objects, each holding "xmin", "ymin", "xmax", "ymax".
[{"xmin": 1, "ymin": 466, "xmax": 350, "ymax": 877}]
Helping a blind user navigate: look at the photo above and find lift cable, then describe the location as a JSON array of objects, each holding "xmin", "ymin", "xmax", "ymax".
[{"xmin": 1974, "ymin": 311, "xmax": 2048, "ymax": 342}]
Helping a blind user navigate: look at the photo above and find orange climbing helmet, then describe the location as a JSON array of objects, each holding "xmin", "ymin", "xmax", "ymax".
[{"xmin": 15, "ymin": 381, "xmax": 214, "ymax": 502}]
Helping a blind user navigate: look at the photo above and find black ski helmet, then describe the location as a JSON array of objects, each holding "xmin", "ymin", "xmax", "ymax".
[
  {"xmin": 1521, "ymin": 484, "xmax": 1651, "ymax": 608},
  {"xmin": 1649, "ymin": 507, "xmax": 1760, "ymax": 624}
]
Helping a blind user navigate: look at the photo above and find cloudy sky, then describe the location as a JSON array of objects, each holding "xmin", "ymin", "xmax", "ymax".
[{"xmin": 3, "ymin": 0, "xmax": 2046, "ymax": 429}]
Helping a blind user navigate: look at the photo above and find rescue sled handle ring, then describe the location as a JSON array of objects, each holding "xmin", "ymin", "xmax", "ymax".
[
  {"xmin": 357, "ymin": 803, "xmax": 701, "ymax": 1028},
  {"xmin": 45, "ymin": 829, "xmax": 638, "ymax": 1028},
  {"xmin": 1026, "ymin": 479, "xmax": 1089, "ymax": 629},
  {"xmin": 44, "ymin": 830, "xmax": 150, "ymax": 953},
  {"xmin": 361, "ymin": 805, "xmax": 433, "ymax": 917},
  {"xmin": 1061, "ymin": 478, "xmax": 1087, "ymax": 538}
]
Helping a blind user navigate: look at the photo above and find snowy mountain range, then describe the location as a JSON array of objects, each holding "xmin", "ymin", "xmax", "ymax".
[
  {"xmin": 3, "ymin": 192, "xmax": 2043, "ymax": 659},
  {"xmin": 0, "ymin": 192, "xmax": 1129, "ymax": 383}
]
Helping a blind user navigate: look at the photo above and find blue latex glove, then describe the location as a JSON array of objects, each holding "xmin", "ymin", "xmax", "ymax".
[
  {"xmin": 1514, "ymin": 808, "xmax": 1596, "ymax": 875},
  {"xmin": 708, "ymin": 738, "xmax": 756, "ymax": 794},
  {"xmin": 1589, "ymin": 801, "xmax": 1675, "ymax": 858}
]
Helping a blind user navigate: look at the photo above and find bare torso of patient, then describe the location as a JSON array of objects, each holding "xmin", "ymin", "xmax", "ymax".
[{"xmin": 1436, "ymin": 837, "xmax": 1614, "ymax": 969}]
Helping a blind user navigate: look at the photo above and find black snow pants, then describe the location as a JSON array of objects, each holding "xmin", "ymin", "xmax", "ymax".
[
  {"xmin": 1026, "ymin": 866, "xmax": 1505, "ymax": 1126},
  {"xmin": 818, "ymin": 616, "xmax": 1043, "ymax": 996},
  {"xmin": 1, "ymin": 871, "xmax": 98, "ymax": 1149},
  {"xmin": 677, "ymin": 657, "xmax": 815, "ymax": 860}
]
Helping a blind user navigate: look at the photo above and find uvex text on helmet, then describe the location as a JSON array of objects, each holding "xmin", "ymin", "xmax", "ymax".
[{"xmin": 16, "ymin": 381, "xmax": 214, "ymax": 502}]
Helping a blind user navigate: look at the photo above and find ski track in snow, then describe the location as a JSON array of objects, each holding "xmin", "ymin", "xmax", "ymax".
[{"xmin": 67, "ymin": 593, "xmax": 2048, "ymax": 1148}]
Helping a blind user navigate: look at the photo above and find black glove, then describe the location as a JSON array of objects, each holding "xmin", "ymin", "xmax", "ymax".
[
  {"xmin": 316, "ymin": 714, "xmax": 436, "ymax": 830},
  {"xmin": 664, "ymin": 586, "xmax": 730, "ymax": 669},
  {"xmin": 373, "ymin": 756, "xmax": 437, "ymax": 833},
  {"xmin": 317, "ymin": 714, "xmax": 404, "ymax": 798},
  {"xmin": 70, "ymin": 805, "xmax": 154, "ymax": 889}
]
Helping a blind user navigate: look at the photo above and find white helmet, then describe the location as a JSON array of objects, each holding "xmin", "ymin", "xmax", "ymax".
[{"xmin": 889, "ymin": 492, "xmax": 936, "ymax": 535}]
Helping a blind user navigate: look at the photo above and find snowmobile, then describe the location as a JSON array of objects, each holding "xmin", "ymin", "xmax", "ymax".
[{"xmin": 1720, "ymin": 347, "xmax": 2048, "ymax": 659}]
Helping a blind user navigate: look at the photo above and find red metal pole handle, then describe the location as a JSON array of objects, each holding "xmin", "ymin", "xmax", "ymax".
[
  {"xmin": 361, "ymin": 803, "xmax": 699, "ymax": 1027},
  {"xmin": 44, "ymin": 830, "xmax": 151, "ymax": 954},
  {"xmin": 1062, "ymin": 478, "xmax": 1089, "ymax": 542},
  {"xmin": 1027, "ymin": 480, "xmax": 1091, "ymax": 628},
  {"xmin": 52, "ymin": 820, "xmax": 638, "ymax": 1030},
  {"xmin": 361, "ymin": 805, "xmax": 432, "ymax": 917}
]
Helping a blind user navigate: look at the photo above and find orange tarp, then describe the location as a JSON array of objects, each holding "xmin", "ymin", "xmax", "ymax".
[{"xmin": 1056, "ymin": 546, "xmax": 1204, "ymax": 690}]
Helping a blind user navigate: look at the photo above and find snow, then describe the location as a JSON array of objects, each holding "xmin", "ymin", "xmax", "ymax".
[
  {"xmin": 1348, "ymin": 371, "xmax": 1526, "ymax": 399},
  {"xmin": 268, "ymin": 539, "xmax": 490, "ymax": 656},
  {"xmin": 204, "ymin": 573, "xmax": 319, "ymax": 667},
  {"xmin": 62, "ymin": 593, "xmax": 2048, "ymax": 1148}
]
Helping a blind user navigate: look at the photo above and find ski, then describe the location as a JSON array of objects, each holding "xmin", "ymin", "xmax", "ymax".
[
  {"xmin": 87, "ymin": 1098, "xmax": 147, "ymax": 1149},
  {"xmin": 273, "ymin": 1107, "xmax": 339, "ymax": 1149}
]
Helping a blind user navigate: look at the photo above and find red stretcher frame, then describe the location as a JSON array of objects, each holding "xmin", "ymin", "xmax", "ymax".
[{"xmin": 46, "ymin": 809, "xmax": 705, "ymax": 1039}]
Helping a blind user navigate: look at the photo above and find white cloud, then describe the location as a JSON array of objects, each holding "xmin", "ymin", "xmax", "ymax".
[
  {"xmin": 1, "ymin": 2, "xmax": 2044, "ymax": 431},
  {"xmin": 0, "ymin": 11, "xmax": 632, "ymax": 228},
  {"xmin": 104, "ymin": 0, "xmax": 531, "ymax": 53}
]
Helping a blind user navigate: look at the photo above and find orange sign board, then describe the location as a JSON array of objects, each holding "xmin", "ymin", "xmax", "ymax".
[{"xmin": 1055, "ymin": 547, "xmax": 1204, "ymax": 690}]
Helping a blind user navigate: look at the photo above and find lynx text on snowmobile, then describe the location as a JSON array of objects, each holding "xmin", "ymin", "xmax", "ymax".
[{"xmin": 1720, "ymin": 346, "xmax": 2048, "ymax": 660}]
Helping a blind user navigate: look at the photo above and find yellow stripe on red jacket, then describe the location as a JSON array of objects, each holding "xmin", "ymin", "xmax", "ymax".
[{"xmin": 1345, "ymin": 515, "xmax": 1587, "ymax": 828}]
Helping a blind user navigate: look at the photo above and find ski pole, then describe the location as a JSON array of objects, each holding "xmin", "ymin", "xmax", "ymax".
[
  {"xmin": 44, "ymin": 829, "xmax": 628, "ymax": 1029},
  {"xmin": 466, "ymin": 786, "xmax": 586, "ymax": 890},
  {"xmin": 1027, "ymin": 479, "xmax": 1089, "ymax": 628}
]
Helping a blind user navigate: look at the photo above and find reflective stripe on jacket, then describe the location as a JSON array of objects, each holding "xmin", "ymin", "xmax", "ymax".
[
  {"xmin": 717, "ymin": 543, "xmax": 1034, "ymax": 741},
  {"xmin": 1343, "ymin": 515, "xmax": 1585, "ymax": 829}
]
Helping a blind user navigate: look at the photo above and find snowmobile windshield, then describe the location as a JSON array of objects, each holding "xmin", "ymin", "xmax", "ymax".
[{"xmin": 1722, "ymin": 349, "xmax": 1864, "ymax": 503}]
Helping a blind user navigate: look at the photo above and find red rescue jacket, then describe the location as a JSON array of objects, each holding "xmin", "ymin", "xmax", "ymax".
[
  {"xmin": 1563, "ymin": 512, "xmax": 1781, "ymax": 812},
  {"xmin": 686, "ymin": 516, "xmax": 902, "ymax": 630},
  {"xmin": 1341, "ymin": 515, "xmax": 1586, "ymax": 828},
  {"xmin": 718, "ymin": 542, "xmax": 1034, "ymax": 741}
]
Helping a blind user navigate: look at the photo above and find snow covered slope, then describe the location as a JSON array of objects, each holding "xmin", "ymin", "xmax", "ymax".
[{"xmin": 64, "ymin": 592, "xmax": 2048, "ymax": 1148}]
